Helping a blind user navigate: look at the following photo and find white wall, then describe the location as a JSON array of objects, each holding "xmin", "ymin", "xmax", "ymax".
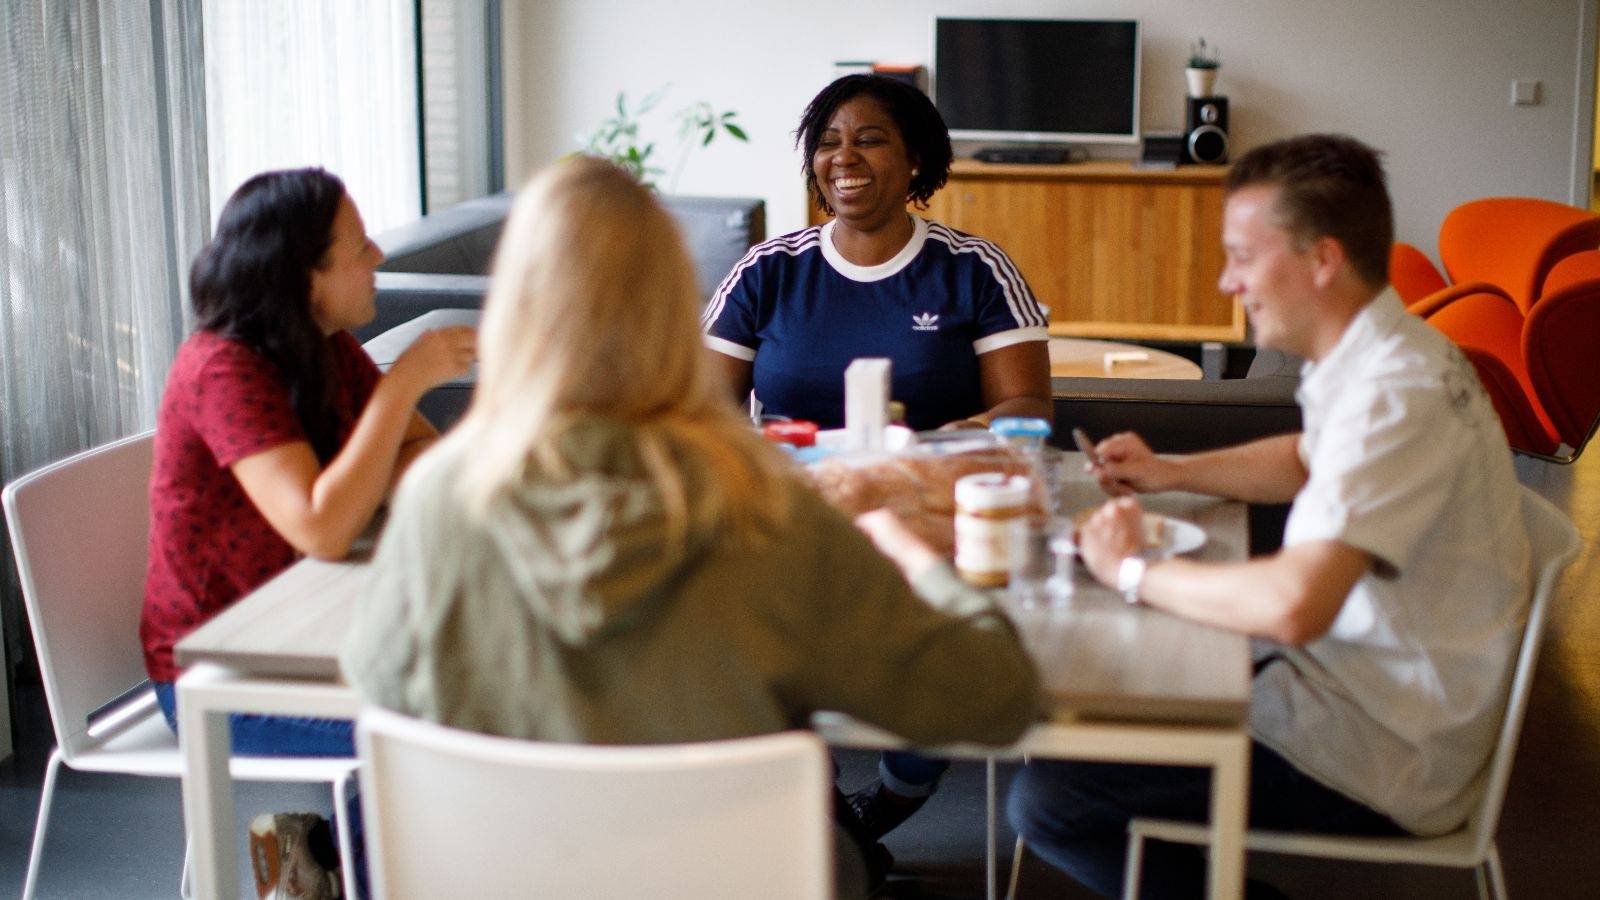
[{"xmin": 504, "ymin": 0, "xmax": 1592, "ymax": 259}]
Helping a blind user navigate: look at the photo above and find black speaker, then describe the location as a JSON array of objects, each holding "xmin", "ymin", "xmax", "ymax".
[{"xmin": 1183, "ymin": 96, "xmax": 1229, "ymax": 165}]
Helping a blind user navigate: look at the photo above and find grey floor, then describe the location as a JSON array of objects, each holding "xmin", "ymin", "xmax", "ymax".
[{"xmin": 2, "ymin": 448, "xmax": 1597, "ymax": 898}]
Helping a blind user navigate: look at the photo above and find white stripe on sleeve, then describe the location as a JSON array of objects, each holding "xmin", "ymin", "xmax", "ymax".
[
  {"xmin": 704, "ymin": 335, "xmax": 758, "ymax": 361},
  {"xmin": 973, "ymin": 326, "xmax": 1049, "ymax": 355}
]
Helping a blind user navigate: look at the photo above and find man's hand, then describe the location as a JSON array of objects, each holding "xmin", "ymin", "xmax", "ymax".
[
  {"xmin": 1089, "ymin": 432, "xmax": 1183, "ymax": 497},
  {"xmin": 1077, "ymin": 497, "xmax": 1147, "ymax": 588}
]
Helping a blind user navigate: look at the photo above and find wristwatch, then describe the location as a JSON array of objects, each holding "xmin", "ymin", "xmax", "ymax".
[{"xmin": 1117, "ymin": 555, "xmax": 1147, "ymax": 604}]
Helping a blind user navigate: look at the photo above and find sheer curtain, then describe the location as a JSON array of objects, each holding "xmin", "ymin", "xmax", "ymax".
[
  {"xmin": 0, "ymin": 1, "xmax": 209, "ymax": 690},
  {"xmin": 202, "ymin": 0, "xmax": 421, "ymax": 231}
]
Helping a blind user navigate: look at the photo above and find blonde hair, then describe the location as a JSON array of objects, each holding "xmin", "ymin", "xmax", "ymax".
[{"xmin": 455, "ymin": 156, "xmax": 790, "ymax": 542}]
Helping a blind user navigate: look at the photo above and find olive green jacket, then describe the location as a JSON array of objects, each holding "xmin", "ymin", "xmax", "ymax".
[{"xmin": 341, "ymin": 419, "xmax": 1041, "ymax": 747}]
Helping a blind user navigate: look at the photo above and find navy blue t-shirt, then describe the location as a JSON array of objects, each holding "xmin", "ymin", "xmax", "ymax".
[{"xmin": 701, "ymin": 217, "xmax": 1049, "ymax": 431}]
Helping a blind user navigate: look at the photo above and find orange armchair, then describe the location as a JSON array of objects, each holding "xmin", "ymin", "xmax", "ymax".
[
  {"xmin": 1540, "ymin": 249, "xmax": 1600, "ymax": 298},
  {"xmin": 1393, "ymin": 198, "xmax": 1600, "ymax": 318},
  {"xmin": 1425, "ymin": 291, "xmax": 1557, "ymax": 455},
  {"xmin": 1456, "ymin": 347, "xmax": 1556, "ymax": 455},
  {"xmin": 1524, "ymin": 277, "xmax": 1600, "ymax": 455},
  {"xmin": 1423, "ymin": 278, "xmax": 1600, "ymax": 460}
]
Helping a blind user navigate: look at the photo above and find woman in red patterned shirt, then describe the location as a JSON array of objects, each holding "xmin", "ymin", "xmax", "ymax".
[{"xmin": 142, "ymin": 168, "xmax": 472, "ymax": 897}]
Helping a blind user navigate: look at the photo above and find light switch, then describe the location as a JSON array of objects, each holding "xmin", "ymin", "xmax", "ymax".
[{"xmin": 1511, "ymin": 79, "xmax": 1542, "ymax": 106}]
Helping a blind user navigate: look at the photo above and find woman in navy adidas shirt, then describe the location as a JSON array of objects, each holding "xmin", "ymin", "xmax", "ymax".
[
  {"xmin": 703, "ymin": 73, "xmax": 1052, "ymax": 854},
  {"xmin": 702, "ymin": 74, "xmax": 1052, "ymax": 433}
]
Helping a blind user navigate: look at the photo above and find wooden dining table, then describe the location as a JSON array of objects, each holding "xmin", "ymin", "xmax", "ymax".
[
  {"xmin": 175, "ymin": 454, "xmax": 1252, "ymax": 900},
  {"xmin": 1049, "ymin": 337, "xmax": 1204, "ymax": 380}
]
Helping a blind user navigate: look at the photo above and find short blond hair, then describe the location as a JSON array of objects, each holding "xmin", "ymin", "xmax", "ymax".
[{"xmin": 454, "ymin": 156, "xmax": 790, "ymax": 542}]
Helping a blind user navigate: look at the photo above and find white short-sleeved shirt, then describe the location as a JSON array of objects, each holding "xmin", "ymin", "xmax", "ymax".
[{"xmin": 1249, "ymin": 289, "xmax": 1531, "ymax": 835}]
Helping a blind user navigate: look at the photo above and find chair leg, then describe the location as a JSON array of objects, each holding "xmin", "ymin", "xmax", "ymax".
[
  {"xmin": 1477, "ymin": 843, "xmax": 1507, "ymax": 900},
  {"xmin": 1004, "ymin": 836, "xmax": 1026, "ymax": 900},
  {"xmin": 1004, "ymin": 750, "xmax": 1031, "ymax": 900},
  {"xmin": 986, "ymin": 757, "xmax": 998, "ymax": 900},
  {"xmin": 332, "ymin": 768, "xmax": 360, "ymax": 900},
  {"xmin": 180, "ymin": 837, "xmax": 193, "ymax": 899},
  {"xmin": 1121, "ymin": 828, "xmax": 1145, "ymax": 900},
  {"xmin": 21, "ymin": 748, "xmax": 64, "ymax": 900}
]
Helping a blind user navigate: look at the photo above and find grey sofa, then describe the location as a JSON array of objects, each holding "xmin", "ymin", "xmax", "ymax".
[
  {"xmin": 354, "ymin": 191, "xmax": 766, "ymax": 344},
  {"xmin": 1049, "ymin": 348, "xmax": 1301, "ymax": 456}
]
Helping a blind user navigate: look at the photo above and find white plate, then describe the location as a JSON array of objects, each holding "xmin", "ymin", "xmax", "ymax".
[
  {"xmin": 1048, "ymin": 513, "xmax": 1206, "ymax": 557},
  {"xmin": 1152, "ymin": 514, "xmax": 1206, "ymax": 557}
]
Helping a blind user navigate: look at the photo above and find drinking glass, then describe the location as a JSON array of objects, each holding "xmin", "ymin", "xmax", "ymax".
[{"xmin": 1010, "ymin": 516, "xmax": 1071, "ymax": 609}]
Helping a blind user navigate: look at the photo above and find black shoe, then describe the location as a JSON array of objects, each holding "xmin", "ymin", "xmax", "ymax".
[
  {"xmin": 848, "ymin": 780, "xmax": 931, "ymax": 841},
  {"xmin": 863, "ymin": 839, "xmax": 895, "ymax": 894}
]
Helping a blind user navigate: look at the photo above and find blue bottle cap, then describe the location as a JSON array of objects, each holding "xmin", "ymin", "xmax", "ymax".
[{"xmin": 988, "ymin": 416, "xmax": 1052, "ymax": 439}]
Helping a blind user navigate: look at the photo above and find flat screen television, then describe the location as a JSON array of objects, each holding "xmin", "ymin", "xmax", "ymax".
[{"xmin": 933, "ymin": 17, "xmax": 1140, "ymax": 145}]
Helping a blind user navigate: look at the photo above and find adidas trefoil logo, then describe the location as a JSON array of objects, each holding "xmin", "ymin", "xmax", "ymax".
[{"xmin": 912, "ymin": 312, "xmax": 939, "ymax": 331}]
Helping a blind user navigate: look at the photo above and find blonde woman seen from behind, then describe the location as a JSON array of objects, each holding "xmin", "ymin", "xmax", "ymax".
[
  {"xmin": 460, "ymin": 153, "xmax": 789, "ymax": 544},
  {"xmin": 342, "ymin": 157, "xmax": 1042, "ymax": 897}
]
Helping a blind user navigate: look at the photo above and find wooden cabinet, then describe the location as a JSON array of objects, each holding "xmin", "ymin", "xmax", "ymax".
[{"xmin": 924, "ymin": 161, "xmax": 1240, "ymax": 342}]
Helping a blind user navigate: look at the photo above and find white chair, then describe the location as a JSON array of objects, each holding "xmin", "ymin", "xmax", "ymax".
[
  {"xmin": 356, "ymin": 707, "xmax": 834, "ymax": 899},
  {"xmin": 2, "ymin": 430, "xmax": 359, "ymax": 899},
  {"xmin": 1121, "ymin": 486, "xmax": 1581, "ymax": 900}
]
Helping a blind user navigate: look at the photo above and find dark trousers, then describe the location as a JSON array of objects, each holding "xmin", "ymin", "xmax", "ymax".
[{"xmin": 1006, "ymin": 741, "xmax": 1405, "ymax": 898}]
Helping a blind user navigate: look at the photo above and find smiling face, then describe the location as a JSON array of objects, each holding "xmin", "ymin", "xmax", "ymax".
[
  {"xmin": 308, "ymin": 195, "xmax": 383, "ymax": 335},
  {"xmin": 812, "ymin": 95, "xmax": 918, "ymax": 234},
  {"xmin": 1218, "ymin": 184, "xmax": 1325, "ymax": 357}
]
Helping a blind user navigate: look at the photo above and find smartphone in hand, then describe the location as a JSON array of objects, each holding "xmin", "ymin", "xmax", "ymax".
[{"xmin": 1071, "ymin": 427, "xmax": 1102, "ymax": 466}]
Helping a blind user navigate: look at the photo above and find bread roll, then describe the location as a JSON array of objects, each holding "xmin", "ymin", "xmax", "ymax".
[{"xmin": 808, "ymin": 448, "xmax": 1037, "ymax": 556}]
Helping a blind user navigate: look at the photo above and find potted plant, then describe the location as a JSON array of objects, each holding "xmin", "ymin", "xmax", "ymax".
[
  {"xmin": 1186, "ymin": 37, "xmax": 1220, "ymax": 98},
  {"xmin": 579, "ymin": 88, "xmax": 748, "ymax": 191}
]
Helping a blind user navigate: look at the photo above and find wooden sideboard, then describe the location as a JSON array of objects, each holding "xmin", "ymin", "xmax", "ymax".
[{"xmin": 810, "ymin": 160, "xmax": 1242, "ymax": 342}]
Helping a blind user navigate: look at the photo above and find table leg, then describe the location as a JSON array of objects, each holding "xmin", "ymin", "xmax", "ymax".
[
  {"xmin": 986, "ymin": 756, "xmax": 998, "ymax": 900},
  {"xmin": 178, "ymin": 663, "xmax": 240, "ymax": 900},
  {"xmin": 1014, "ymin": 722, "xmax": 1248, "ymax": 900},
  {"xmin": 1206, "ymin": 732, "xmax": 1250, "ymax": 900}
]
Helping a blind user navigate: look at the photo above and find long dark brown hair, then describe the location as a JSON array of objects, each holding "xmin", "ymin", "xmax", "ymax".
[{"xmin": 189, "ymin": 168, "xmax": 346, "ymax": 461}]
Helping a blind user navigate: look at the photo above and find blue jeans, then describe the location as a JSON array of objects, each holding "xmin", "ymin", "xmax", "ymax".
[
  {"xmin": 152, "ymin": 681, "xmax": 354, "ymax": 757},
  {"xmin": 1006, "ymin": 741, "xmax": 1405, "ymax": 898},
  {"xmin": 879, "ymin": 751, "xmax": 948, "ymax": 797},
  {"xmin": 153, "ymin": 682, "xmax": 365, "ymax": 897}
]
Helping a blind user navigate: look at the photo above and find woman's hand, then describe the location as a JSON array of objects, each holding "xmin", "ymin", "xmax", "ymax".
[
  {"xmin": 386, "ymin": 326, "xmax": 477, "ymax": 398},
  {"xmin": 1088, "ymin": 431, "xmax": 1181, "ymax": 497},
  {"xmin": 854, "ymin": 509, "xmax": 943, "ymax": 582},
  {"xmin": 1077, "ymin": 497, "xmax": 1146, "ymax": 589}
]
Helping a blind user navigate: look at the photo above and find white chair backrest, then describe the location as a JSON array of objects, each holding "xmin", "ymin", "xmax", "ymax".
[
  {"xmin": 2, "ymin": 431, "xmax": 155, "ymax": 761},
  {"xmin": 1464, "ymin": 486, "xmax": 1581, "ymax": 855},
  {"xmin": 356, "ymin": 708, "xmax": 833, "ymax": 900}
]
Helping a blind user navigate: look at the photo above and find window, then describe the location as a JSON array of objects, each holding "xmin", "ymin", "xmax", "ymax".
[{"xmin": 202, "ymin": 0, "xmax": 502, "ymax": 231}]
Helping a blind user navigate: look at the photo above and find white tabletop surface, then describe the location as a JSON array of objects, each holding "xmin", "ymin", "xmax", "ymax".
[{"xmin": 177, "ymin": 453, "xmax": 1250, "ymax": 725}]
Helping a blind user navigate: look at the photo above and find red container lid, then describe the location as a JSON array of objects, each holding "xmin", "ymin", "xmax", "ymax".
[{"xmin": 762, "ymin": 419, "xmax": 819, "ymax": 447}]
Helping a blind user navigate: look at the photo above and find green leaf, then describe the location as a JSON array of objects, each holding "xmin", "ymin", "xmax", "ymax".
[
  {"xmin": 725, "ymin": 123, "xmax": 748, "ymax": 141},
  {"xmin": 702, "ymin": 130, "xmax": 715, "ymax": 146}
]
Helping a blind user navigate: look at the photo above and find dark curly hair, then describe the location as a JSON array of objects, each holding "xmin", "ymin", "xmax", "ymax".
[
  {"xmin": 189, "ymin": 168, "xmax": 347, "ymax": 462},
  {"xmin": 795, "ymin": 75, "xmax": 952, "ymax": 216}
]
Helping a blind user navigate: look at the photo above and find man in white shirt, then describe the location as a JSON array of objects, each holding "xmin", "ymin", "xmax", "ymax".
[{"xmin": 1007, "ymin": 134, "xmax": 1531, "ymax": 897}]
